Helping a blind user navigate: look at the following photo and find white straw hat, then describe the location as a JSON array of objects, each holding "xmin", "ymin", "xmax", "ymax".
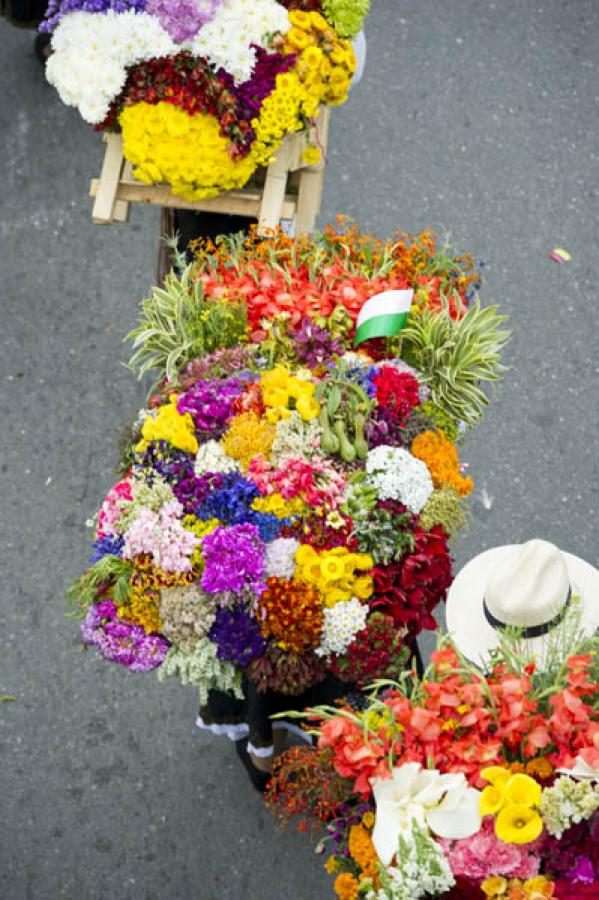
[{"xmin": 446, "ymin": 539, "xmax": 599, "ymax": 668}]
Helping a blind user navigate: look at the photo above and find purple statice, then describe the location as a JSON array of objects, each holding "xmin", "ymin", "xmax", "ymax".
[
  {"xmin": 172, "ymin": 467, "xmax": 223, "ymax": 516},
  {"xmin": 90, "ymin": 534, "xmax": 124, "ymax": 563},
  {"xmin": 290, "ymin": 317, "xmax": 344, "ymax": 368},
  {"xmin": 201, "ymin": 524, "xmax": 265, "ymax": 596},
  {"xmin": 135, "ymin": 441, "xmax": 194, "ymax": 485},
  {"xmin": 146, "ymin": 0, "xmax": 223, "ymax": 42},
  {"xmin": 176, "ymin": 376, "xmax": 248, "ymax": 439},
  {"xmin": 40, "ymin": 0, "xmax": 147, "ymax": 31},
  {"xmin": 81, "ymin": 600, "xmax": 168, "ymax": 672},
  {"xmin": 208, "ymin": 607, "xmax": 267, "ymax": 667}
]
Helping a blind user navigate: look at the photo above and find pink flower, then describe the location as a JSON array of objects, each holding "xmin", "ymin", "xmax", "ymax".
[
  {"xmin": 440, "ymin": 817, "xmax": 541, "ymax": 880},
  {"xmin": 122, "ymin": 500, "xmax": 199, "ymax": 573},
  {"xmin": 97, "ymin": 478, "xmax": 133, "ymax": 538}
]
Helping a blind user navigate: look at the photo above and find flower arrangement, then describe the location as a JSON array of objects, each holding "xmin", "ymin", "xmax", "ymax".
[
  {"xmin": 42, "ymin": 0, "xmax": 369, "ymax": 198},
  {"xmin": 266, "ymin": 630, "xmax": 599, "ymax": 899},
  {"xmin": 68, "ymin": 222, "xmax": 508, "ymax": 711}
]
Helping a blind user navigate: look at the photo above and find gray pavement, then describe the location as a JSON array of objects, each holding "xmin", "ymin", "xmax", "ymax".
[{"xmin": 1, "ymin": 1, "xmax": 599, "ymax": 897}]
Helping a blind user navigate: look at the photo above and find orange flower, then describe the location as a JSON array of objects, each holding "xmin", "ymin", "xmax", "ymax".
[
  {"xmin": 411, "ymin": 429, "xmax": 474, "ymax": 496},
  {"xmin": 256, "ymin": 576, "xmax": 323, "ymax": 653},
  {"xmin": 525, "ymin": 757, "xmax": 554, "ymax": 780},
  {"xmin": 348, "ymin": 823, "xmax": 378, "ymax": 878},
  {"xmin": 334, "ymin": 873, "xmax": 360, "ymax": 900}
]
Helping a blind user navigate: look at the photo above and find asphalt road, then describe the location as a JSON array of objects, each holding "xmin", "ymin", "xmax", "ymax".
[{"xmin": 1, "ymin": 2, "xmax": 598, "ymax": 898}]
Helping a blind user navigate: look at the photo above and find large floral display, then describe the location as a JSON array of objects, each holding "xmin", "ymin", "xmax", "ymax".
[
  {"xmin": 68, "ymin": 222, "xmax": 508, "ymax": 706},
  {"xmin": 41, "ymin": 0, "xmax": 369, "ymax": 198},
  {"xmin": 266, "ymin": 633, "xmax": 599, "ymax": 899}
]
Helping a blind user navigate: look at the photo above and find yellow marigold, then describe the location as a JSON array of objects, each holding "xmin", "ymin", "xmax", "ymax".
[
  {"xmin": 221, "ymin": 412, "xmax": 276, "ymax": 470},
  {"xmin": 348, "ymin": 824, "xmax": 378, "ymax": 877},
  {"xmin": 119, "ymin": 587, "xmax": 162, "ymax": 634},
  {"xmin": 120, "ymin": 102, "xmax": 256, "ymax": 201},
  {"xmin": 136, "ymin": 395, "xmax": 198, "ymax": 455},
  {"xmin": 411, "ymin": 429, "xmax": 474, "ymax": 497},
  {"xmin": 252, "ymin": 493, "xmax": 304, "ymax": 519},
  {"xmin": 334, "ymin": 873, "xmax": 360, "ymax": 900}
]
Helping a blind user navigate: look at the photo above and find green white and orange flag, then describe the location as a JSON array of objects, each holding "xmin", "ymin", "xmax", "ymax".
[{"xmin": 354, "ymin": 289, "xmax": 414, "ymax": 346}]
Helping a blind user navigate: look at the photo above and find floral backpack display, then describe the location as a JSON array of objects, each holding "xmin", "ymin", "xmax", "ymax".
[
  {"xmin": 42, "ymin": 0, "xmax": 370, "ymax": 200},
  {"xmin": 68, "ymin": 223, "xmax": 508, "ymax": 710}
]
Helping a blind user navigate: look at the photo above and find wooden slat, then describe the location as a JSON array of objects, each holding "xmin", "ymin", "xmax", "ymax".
[
  {"xmin": 91, "ymin": 133, "xmax": 125, "ymax": 224},
  {"xmin": 258, "ymin": 139, "xmax": 293, "ymax": 234},
  {"xmin": 295, "ymin": 108, "xmax": 331, "ymax": 234}
]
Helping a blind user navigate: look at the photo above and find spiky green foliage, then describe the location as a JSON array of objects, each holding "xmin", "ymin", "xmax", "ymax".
[
  {"xmin": 126, "ymin": 265, "xmax": 248, "ymax": 384},
  {"xmin": 399, "ymin": 299, "xmax": 510, "ymax": 429},
  {"xmin": 66, "ymin": 556, "xmax": 133, "ymax": 619}
]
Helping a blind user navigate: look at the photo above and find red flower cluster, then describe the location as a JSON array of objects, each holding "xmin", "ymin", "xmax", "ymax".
[
  {"xmin": 370, "ymin": 525, "xmax": 452, "ymax": 641},
  {"xmin": 372, "ymin": 366, "xmax": 421, "ymax": 426},
  {"xmin": 330, "ymin": 611, "xmax": 411, "ymax": 688}
]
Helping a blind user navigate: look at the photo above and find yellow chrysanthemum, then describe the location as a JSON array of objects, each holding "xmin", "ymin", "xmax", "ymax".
[
  {"xmin": 495, "ymin": 803, "xmax": 543, "ymax": 844},
  {"xmin": 221, "ymin": 412, "xmax": 276, "ymax": 470},
  {"xmin": 120, "ymin": 102, "xmax": 256, "ymax": 201},
  {"xmin": 482, "ymin": 877, "xmax": 508, "ymax": 897},
  {"xmin": 285, "ymin": 25, "xmax": 311, "ymax": 51},
  {"xmin": 288, "ymin": 9, "xmax": 312, "ymax": 29}
]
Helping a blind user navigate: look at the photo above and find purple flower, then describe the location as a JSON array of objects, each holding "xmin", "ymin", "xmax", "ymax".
[
  {"xmin": 208, "ymin": 607, "xmax": 267, "ymax": 666},
  {"xmin": 290, "ymin": 317, "xmax": 344, "ymax": 367},
  {"xmin": 568, "ymin": 856, "xmax": 596, "ymax": 884},
  {"xmin": 146, "ymin": 0, "xmax": 224, "ymax": 42},
  {"xmin": 40, "ymin": 0, "xmax": 147, "ymax": 31},
  {"xmin": 176, "ymin": 376, "xmax": 248, "ymax": 439},
  {"xmin": 80, "ymin": 601, "xmax": 168, "ymax": 672},
  {"xmin": 200, "ymin": 524, "xmax": 265, "ymax": 595}
]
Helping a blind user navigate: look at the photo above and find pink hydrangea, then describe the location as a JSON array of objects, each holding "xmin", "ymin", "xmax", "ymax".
[
  {"xmin": 440, "ymin": 817, "xmax": 541, "ymax": 880},
  {"xmin": 97, "ymin": 478, "xmax": 133, "ymax": 538},
  {"xmin": 122, "ymin": 500, "xmax": 200, "ymax": 573}
]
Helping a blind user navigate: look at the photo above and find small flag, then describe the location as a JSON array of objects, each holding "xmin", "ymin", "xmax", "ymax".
[
  {"xmin": 354, "ymin": 289, "xmax": 414, "ymax": 346},
  {"xmin": 549, "ymin": 247, "xmax": 571, "ymax": 264}
]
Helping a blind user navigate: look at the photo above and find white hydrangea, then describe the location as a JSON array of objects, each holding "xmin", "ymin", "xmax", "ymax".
[
  {"xmin": 189, "ymin": 0, "xmax": 290, "ymax": 83},
  {"xmin": 365, "ymin": 445, "xmax": 433, "ymax": 514},
  {"xmin": 315, "ymin": 598, "xmax": 368, "ymax": 657},
  {"xmin": 264, "ymin": 537, "xmax": 300, "ymax": 579},
  {"xmin": 194, "ymin": 439, "xmax": 239, "ymax": 476},
  {"xmin": 47, "ymin": 11, "xmax": 177, "ymax": 124}
]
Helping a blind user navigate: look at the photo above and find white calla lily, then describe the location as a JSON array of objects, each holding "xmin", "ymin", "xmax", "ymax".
[
  {"xmin": 371, "ymin": 762, "xmax": 481, "ymax": 866},
  {"xmin": 557, "ymin": 756, "xmax": 599, "ymax": 781}
]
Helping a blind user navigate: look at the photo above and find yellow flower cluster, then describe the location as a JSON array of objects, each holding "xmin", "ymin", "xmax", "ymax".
[
  {"xmin": 411, "ymin": 429, "xmax": 474, "ymax": 497},
  {"xmin": 182, "ymin": 515, "xmax": 220, "ymax": 570},
  {"xmin": 251, "ymin": 493, "xmax": 305, "ymax": 519},
  {"xmin": 221, "ymin": 412, "xmax": 276, "ymax": 470},
  {"xmin": 284, "ymin": 10, "xmax": 356, "ymax": 111},
  {"xmin": 482, "ymin": 875, "xmax": 554, "ymax": 899},
  {"xmin": 136, "ymin": 395, "xmax": 198, "ymax": 455},
  {"xmin": 479, "ymin": 768, "xmax": 543, "ymax": 844},
  {"xmin": 294, "ymin": 545, "xmax": 373, "ymax": 606},
  {"xmin": 118, "ymin": 587, "xmax": 162, "ymax": 634},
  {"xmin": 120, "ymin": 102, "xmax": 256, "ymax": 200},
  {"xmin": 249, "ymin": 70, "xmax": 306, "ymax": 167},
  {"xmin": 260, "ymin": 365, "xmax": 319, "ymax": 422}
]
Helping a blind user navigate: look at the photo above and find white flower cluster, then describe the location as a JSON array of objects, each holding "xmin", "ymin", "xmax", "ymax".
[
  {"xmin": 189, "ymin": 0, "xmax": 290, "ymax": 83},
  {"xmin": 315, "ymin": 598, "xmax": 367, "ymax": 657},
  {"xmin": 194, "ymin": 439, "xmax": 239, "ymax": 476},
  {"xmin": 365, "ymin": 445, "xmax": 433, "ymax": 514},
  {"xmin": 264, "ymin": 537, "xmax": 300, "ymax": 579},
  {"xmin": 271, "ymin": 411, "xmax": 322, "ymax": 463},
  {"xmin": 158, "ymin": 636, "xmax": 243, "ymax": 706},
  {"xmin": 366, "ymin": 821, "xmax": 455, "ymax": 900},
  {"xmin": 540, "ymin": 775, "xmax": 599, "ymax": 839},
  {"xmin": 47, "ymin": 11, "xmax": 177, "ymax": 123}
]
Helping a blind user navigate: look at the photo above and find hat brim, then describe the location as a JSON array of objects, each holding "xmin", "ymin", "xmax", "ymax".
[{"xmin": 446, "ymin": 545, "xmax": 599, "ymax": 669}]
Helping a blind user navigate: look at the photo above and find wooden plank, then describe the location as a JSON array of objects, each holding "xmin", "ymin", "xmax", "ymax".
[
  {"xmin": 91, "ymin": 133, "xmax": 125, "ymax": 224},
  {"xmin": 295, "ymin": 108, "xmax": 331, "ymax": 234},
  {"xmin": 257, "ymin": 139, "xmax": 292, "ymax": 234}
]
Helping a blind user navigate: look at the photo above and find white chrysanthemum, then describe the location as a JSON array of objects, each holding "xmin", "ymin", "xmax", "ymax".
[
  {"xmin": 365, "ymin": 445, "xmax": 433, "ymax": 513},
  {"xmin": 194, "ymin": 439, "xmax": 239, "ymax": 476},
  {"xmin": 189, "ymin": 0, "xmax": 290, "ymax": 83},
  {"xmin": 316, "ymin": 598, "xmax": 368, "ymax": 657},
  {"xmin": 264, "ymin": 537, "xmax": 300, "ymax": 579},
  {"xmin": 47, "ymin": 11, "xmax": 177, "ymax": 124}
]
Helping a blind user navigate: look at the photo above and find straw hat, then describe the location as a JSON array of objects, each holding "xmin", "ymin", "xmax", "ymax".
[{"xmin": 446, "ymin": 539, "xmax": 599, "ymax": 667}]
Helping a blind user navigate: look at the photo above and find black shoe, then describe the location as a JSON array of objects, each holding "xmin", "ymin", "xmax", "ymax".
[{"xmin": 235, "ymin": 740, "xmax": 271, "ymax": 793}]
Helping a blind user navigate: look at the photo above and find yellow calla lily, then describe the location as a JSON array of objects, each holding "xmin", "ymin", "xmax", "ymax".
[
  {"xmin": 481, "ymin": 766, "xmax": 511, "ymax": 788},
  {"xmin": 495, "ymin": 803, "xmax": 543, "ymax": 844},
  {"xmin": 504, "ymin": 773, "xmax": 542, "ymax": 809},
  {"xmin": 479, "ymin": 785, "xmax": 506, "ymax": 817}
]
